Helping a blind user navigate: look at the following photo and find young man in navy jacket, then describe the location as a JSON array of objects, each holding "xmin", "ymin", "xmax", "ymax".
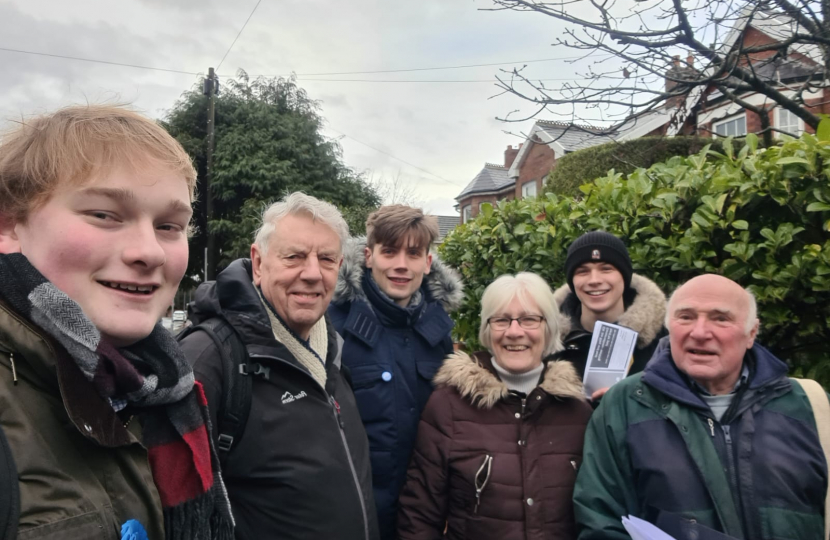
[{"xmin": 329, "ymin": 206, "xmax": 463, "ymax": 540}]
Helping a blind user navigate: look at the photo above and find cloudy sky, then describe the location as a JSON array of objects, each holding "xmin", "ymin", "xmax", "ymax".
[{"xmin": 0, "ymin": 0, "xmax": 605, "ymax": 215}]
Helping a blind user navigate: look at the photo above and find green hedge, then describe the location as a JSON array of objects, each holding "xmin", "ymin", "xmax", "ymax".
[
  {"xmin": 546, "ymin": 136, "xmax": 733, "ymax": 196},
  {"xmin": 441, "ymin": 132, "xmax": 830, "ymax": 386}
]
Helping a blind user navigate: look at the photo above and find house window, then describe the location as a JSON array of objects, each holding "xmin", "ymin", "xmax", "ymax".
[
  {"xmin": 777, "ymin": 108, "xmax": 803, "ymax": 136},
  {"xmin": 521, "ymin": 180, "xmax": 537, "ymax": 198},
  {"xmin": 462, "ymin": 205, "xmax": 472, "ymax": 223},
  {"xmin": 713, "ymin": 115, "xmax": 747, "ymax": 137}
]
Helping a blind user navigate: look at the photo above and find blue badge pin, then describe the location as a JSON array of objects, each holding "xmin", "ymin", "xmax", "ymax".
[
  {"xmin": 381, "ymin": 371, "xmax": 393, "ymax": 382},
  {"xmin": 121, "ymin": 519, "xmax": 148, "ymax": 540}
]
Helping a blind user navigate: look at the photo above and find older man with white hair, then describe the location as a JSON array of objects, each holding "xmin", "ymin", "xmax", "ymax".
[
  {"xmin": 179, "ymin": 192, "xmax": 379, "ymax": 540},
  {"xmin": 574, "ymin": 273, "xmax": 828, "ymax": 540}
]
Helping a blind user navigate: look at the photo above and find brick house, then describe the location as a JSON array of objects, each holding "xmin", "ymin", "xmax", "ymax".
[
  {"xmin": 455, "ymin": 113, "xmax": 673, "ymax": 222},
  {"xmin": 670, "ymin": 8, "xmax": 829, "ymax": 138}
]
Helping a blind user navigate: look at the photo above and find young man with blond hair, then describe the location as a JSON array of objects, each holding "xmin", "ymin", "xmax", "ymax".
[
  {"xmin": 0, "ymin": 106, "xmax": 233, "ymax": 539},
  {"xmin": 329, "ymin": 205, "xmax": 464, "ymax": 540}
]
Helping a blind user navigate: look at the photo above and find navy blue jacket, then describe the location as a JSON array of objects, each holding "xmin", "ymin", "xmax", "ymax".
[{"xmin": 329, "ymin": 239, "xmax": 463, "ymax": 540}]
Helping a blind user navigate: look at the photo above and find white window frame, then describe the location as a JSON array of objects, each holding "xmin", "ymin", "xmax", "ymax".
[
  {"xmin": 777, "ymin": 108, "xmax": 804, "ymax": 137},
  {"xmin": 462, "ymin": 204, "xmax": 472, "ymax": 223},
  {"xmin": 521, "ymin": 180, "xmax": 537, "ymax": 198},
  {"xmin": 713, "ymin": 114, "xmax": 747, "ymax": 138}
]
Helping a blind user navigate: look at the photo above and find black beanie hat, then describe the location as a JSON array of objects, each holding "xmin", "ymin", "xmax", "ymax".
[{"xmin": 565, "ymin": 231, "xmax": 633, "ymax": 292}]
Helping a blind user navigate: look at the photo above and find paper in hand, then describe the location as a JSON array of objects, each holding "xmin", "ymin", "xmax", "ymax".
[
  {"xmin": 582, "ymin": 321, "xmax": 638, "ymax": 397},
  {"xmin": 621, "ymin": 515, "xmax": 678, "ymax": 540}
]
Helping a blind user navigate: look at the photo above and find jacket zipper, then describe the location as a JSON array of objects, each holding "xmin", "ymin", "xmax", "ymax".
[
  {"xmin": 330, "ymin": 395, "xmax": 370, "ymax": 540},
  {"xmin": 721, "ymin": 425, "xmax": 739, "ymax": 502},
  {"xmin": 707, "ymin": 418, "xmax": 715, "ymax": 437},
  {"xmin": 251, "ymin": 352, "xmax": 370, "ymax": 540}
]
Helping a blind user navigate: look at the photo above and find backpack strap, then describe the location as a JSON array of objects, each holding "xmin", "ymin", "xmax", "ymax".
[
  {"xmin": 0, "ymin": 423, "xmax": 19, "ymax": 540},
  {"xmin": 793, "ymin": 378, "xmax": 830, "ymax": 540},
  {"xmin": 180, "ymin": 317, "xmax": 254, "ymax": 467}
]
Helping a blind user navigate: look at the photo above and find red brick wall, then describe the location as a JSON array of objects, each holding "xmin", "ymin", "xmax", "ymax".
[{"xmin": 515, "ymin": 141, "xmax": 555, "ymax": 199}]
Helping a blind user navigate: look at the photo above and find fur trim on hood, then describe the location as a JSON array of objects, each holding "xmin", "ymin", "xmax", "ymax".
[
  {"xmin": 433, "ymin": 351, "xmax": 585, "ymax": 409},
  {"xmin": 553, "ymin": 273, "xmax": 666, "ymax": 348},
  {"xmin": 331, "ymin": 236, "xmax": 464, "ymax": 312}
]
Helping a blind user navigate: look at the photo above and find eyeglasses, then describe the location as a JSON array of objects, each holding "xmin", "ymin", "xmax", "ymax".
[{"xmin": 487, "ymin": 315, "xmax": 545, "ymax": 331}]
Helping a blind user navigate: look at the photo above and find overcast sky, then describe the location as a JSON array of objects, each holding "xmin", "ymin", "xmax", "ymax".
[{"xmin": 0, "ymin": 0, "xmax": 604, "ymax": 216}]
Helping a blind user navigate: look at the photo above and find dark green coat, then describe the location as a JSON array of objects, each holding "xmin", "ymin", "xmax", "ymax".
[
  {"xmin": 0, "ymin": 301, "xmax": 165, "ymax": 539},
  {"xmin": 574, "ymin": 344, "xmax": 827, "ymax": 540}
]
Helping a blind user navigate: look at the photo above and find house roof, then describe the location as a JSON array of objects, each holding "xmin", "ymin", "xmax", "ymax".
[
  {"xmin": 669, "ymin": 7, "xmax": 823, "ymax": 135},
  {"xmin": 435, "ymin": 215, "xmax": 460, "ymax": 240},
  {"xmin": 507, "ymin": 120, "xmax": 616, "ymax": 178},
  {"xmin": 455, "ymin": 163, "xmax": 513, "ymax": 201}
]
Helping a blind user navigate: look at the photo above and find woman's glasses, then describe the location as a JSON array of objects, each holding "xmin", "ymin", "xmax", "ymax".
[{"xmin": 487, "ymin": 315, "xmax": 545, "ymax": 331}]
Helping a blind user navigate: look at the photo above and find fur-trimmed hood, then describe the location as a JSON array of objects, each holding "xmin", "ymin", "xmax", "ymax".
[
  {"xmin": 433, "ymin": 351, "xmax": 585, "ymax": 409},
  {"xmin": 331, "ymin": 236, "xmax": 464, "ymax": 312},
  {"xmin": 553, "ymin": 273, "xmax": 666, "ymax": 348}
]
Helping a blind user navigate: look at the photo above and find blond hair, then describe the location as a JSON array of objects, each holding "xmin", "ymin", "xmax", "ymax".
[
  {"xmin": 479, "ymin": 272, "xmax": 564, "ymax": 358},
  {"xmin": 365, "ymin": 204, "xmax": 438, "ymax": 251},
  {"xmin": 0, "ymin": 105, "xmax": 197, "ymax": 223}
]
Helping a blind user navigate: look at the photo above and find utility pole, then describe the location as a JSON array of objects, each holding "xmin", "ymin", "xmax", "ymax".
[{"xmin": 204, "ymin": 67, "xmax": 217, "ymax": 280}]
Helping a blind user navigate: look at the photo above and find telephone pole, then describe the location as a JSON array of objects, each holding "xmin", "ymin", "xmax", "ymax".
[{"xmin": 204, "ymin": 67, "xmax": 217, "ymax": 280}]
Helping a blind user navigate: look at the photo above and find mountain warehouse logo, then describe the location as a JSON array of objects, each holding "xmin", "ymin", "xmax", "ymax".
[{"xmin": 281, "ymin": 390, "xmax": 308, "ymax": 404}]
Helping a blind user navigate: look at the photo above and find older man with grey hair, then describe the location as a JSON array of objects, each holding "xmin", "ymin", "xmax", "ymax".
[
  {"xmin": 179, "ymin": 192, "xmax": 379, "ymax": 540},
  {"xmin": 574, "ymin": 273, "xmax": 828, "ymax": 540}
]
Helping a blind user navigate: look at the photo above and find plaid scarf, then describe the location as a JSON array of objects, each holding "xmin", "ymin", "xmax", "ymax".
[{"xmin": 0, "ymin": 253, "xmax": 233, "ymax": 540}]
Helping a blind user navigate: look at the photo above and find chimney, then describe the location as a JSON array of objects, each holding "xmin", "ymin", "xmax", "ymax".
[
  {"xmin": 504, "ymin": 144, "xmax": 520, "ymax": 168},
  {"xmin": 665, "ymin": 55, "xmax": 693, "ymax": 112}
]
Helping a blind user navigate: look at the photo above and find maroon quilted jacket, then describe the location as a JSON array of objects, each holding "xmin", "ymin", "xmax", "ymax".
[{"xmin": 397, "ymin": 351, "xmax": 592, "ymax": 540}]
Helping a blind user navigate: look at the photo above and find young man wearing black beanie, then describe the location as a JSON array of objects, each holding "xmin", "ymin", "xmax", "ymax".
[{"xmin": 552, "ymin": 231, "xmax": 667, "ymax": 399}]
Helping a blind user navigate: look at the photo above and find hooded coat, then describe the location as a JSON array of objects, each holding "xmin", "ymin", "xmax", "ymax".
[
  {"xmin": 397, "ymin": 351, "xmax": 593, "ymax": 540},
  {"xmin": 328, "ymin": 237, "xmax": 463, "ymax": 540},
  {"xmin": 552, "ymin": 273, "xmax": 667, "ymax": 378},
  {"xmin": 179, "ymin": 259, "xmax": 379, "ymax": 540},
  {"xmin": 574, "ymin": 344, "xmax": 828, "ymax": 540}
]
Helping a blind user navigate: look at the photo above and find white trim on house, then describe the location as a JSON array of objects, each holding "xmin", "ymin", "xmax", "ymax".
[
  {"xmin": 712, "ymin": 113, "xmax": 747, "ymax": 137},
  {"xmin": 521, "ymin": 180, "xmax": 537, "ymax": 198},
  {"xmin": 507, "ymin": 123, "xmax": 567, "ymax": 179},
  {"xmin": 777, "ymin": 107, "xmax": 804, "ymax": 136},
  {"xmin": 461, "ymin": 204, "xmax": 472, "ymax": 224}
]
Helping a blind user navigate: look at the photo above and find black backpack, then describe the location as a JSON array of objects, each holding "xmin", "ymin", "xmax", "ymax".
[
  {"xmin": 177, "ymin": 317, "xmax": 269, "ymax": 466},
  {"xmin": 0, "ymin": 423, "xmax": 19, "ymax": 540}
]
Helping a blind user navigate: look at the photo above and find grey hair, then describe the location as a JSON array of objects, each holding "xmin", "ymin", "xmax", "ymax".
[
  {"xmin": 665, "ymin": 283, "xmax": 759, "ymax": 334},
  {"xmin": 253, "ymin": 192, "xmax": 350, "ymax": 255},
  {"xmin": 479, "ymin": 272, "xmax": 564, "ymax": 358}
]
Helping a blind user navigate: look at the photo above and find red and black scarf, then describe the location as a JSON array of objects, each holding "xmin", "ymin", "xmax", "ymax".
[{"xmin": 0, "ymin": 253, "xmax": 234, "ymax": 539}]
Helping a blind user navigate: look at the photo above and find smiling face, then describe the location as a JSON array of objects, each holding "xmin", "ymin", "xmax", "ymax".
[
  {"xmin": 490, "ymin": 296, "xmax": 546, "ymax": 374},
  {"xmin": 252, "ymin": 212, "xmax": 342, "ymax": 340},
  {"xmin": 365, "ymin": 233, "xmax": 433, "ymax": 307},
  {"xmin": 668, "ymin": 274, "xmax": 758, "ymax": 395},
  {"xmin": 572, "ymin": 261, "xmax": 626, "ymax": 322},
  {"xmin": 0, "ymin": 162, "xmax": 192, "ymax": 346}
]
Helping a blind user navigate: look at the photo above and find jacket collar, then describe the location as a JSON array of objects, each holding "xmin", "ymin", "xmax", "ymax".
[
  {"xmin": 433, "ymin": 350, "xmax": 585, "ymax": 409},
  {"xmin": 641, "ymin": 342, "xmax": 790, "ymax": 410},
  {"xmin": 331, "ymin": 236, "xmax": 464, "ymax": 312},
  {"xmin": 554, "ymin": 273, "xmax": 666, "ymax": 348},
  {"xmin": 0, "ymin": 300, "xmax": 134, "ymax": 447}
]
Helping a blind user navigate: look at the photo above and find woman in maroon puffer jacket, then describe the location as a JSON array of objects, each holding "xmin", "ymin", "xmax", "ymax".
[{"xmin": 397, "ymin": 272, "xmax": 593, "ymax": 540}]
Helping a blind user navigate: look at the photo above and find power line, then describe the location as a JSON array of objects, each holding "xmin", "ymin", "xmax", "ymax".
[
  {"xmin": 287, "ymin": 54, "xmax": 614, "ymax": 76},
  {"xmin": 295, "ymin": 77, "xmax": 600, "ymax": 84},
  {"xmin": 328, "ymin": 127, "xmax": 467, "ymax": 188},
  {"xmin": 216, "ymin": 0, "xmax": 263, "ymax": 71},
  {"xmin": 0, "ymin": 46, "xmax": 200, "ymax": 75}
]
